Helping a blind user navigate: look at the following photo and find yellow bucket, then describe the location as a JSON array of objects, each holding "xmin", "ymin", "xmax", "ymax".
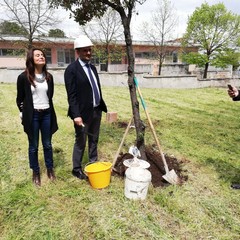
[{"xmin": 84, "ymin": 162, "xmax": 112, "ymax": 189}]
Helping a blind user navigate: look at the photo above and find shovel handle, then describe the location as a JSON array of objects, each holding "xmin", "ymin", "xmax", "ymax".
[
  {"xmin": 112, "ymin": 117, "xmax": 133, "ymax": 169},
  {"xmin": 134, "ymin": 77, "xmax": 169, "ymax": 173}
]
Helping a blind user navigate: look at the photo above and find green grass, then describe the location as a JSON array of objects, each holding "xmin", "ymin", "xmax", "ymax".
[{"xmin": 0, "ymin": 83, "xmax": 240, "ymax": 240}]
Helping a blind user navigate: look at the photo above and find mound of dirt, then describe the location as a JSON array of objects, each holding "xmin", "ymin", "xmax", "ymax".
[{"xmin": 112, "ymin": 145, "xmax": 188, "ymax": 187}]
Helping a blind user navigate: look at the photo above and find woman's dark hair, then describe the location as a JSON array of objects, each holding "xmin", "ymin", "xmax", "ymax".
[{"xmin": 25, "ymin": 48, "xmax": 51, "ymax": 86}]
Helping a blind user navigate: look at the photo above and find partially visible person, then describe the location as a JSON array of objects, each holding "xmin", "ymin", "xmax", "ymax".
[
  {"xmin": 16, "ymin": 48, "xmax": 58, "ymax": 186},
  {"xmin": 64, "ymin": 35, "xmax": 107, "ymax": 180},
  {"xmin": 227, "ymin": 84, "xmax": 240, "ymax": 190}
]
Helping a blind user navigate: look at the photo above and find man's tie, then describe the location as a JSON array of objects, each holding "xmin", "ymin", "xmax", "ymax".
[{"xmin": 85, "ymin": 63, "xmax": 100, "ymax": 106}]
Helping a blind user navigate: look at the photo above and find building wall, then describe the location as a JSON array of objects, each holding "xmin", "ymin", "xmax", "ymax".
[{"xmin": 0, "ymin": 57, "xmax": 25, "ymax": 68}]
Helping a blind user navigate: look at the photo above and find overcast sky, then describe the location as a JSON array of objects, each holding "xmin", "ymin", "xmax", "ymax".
[
  {"xmin": 0, "ymin": 0, "xmax": 239, "ymax": 39},
  {"xmin": 51, "ymin": 0, "xmax": 240, "ymax": 40},
  {"xmin": 133, "ymin": 0, "xmax": 240, "ymax": 39}
]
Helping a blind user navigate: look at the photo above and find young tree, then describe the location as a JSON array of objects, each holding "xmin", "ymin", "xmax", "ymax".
[
  {"xmin": 81, "ymin": 9, "xmax": 124, "ymax": 72},
  {"xmin": 139, "ymin": 0, "xmax": 178, "ymax": 75},
  {"xmin": 182, "ymin": 2, "xmax": 240, "ymax": 78},
  {"xmin": 51, "ymin": 0, "xmax": 148, "ymax": 158},
  {"xmin": 1, "ymin": 0, "xmax": 61, "ymax": 49},
  {"xmin": 92, "ymin": 43, "xmax": 125, "ymax": 72}
]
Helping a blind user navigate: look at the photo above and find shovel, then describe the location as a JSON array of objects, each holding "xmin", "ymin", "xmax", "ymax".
[{"xmin": 134, "ymin": 77, "xmax": 180, "ymax": 185}]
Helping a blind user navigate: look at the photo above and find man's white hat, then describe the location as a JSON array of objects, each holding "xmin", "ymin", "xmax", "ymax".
[{"xmin": 74, "ymin": 35, "xmax": 93, "ymax": 49}]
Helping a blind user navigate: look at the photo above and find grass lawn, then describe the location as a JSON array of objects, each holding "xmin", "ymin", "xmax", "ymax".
[{"xmin": 0, "ymin": 83, "xmax": 240, "ymax": 240}]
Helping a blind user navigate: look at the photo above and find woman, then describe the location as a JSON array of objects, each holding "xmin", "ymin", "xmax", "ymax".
[{"xmin": 16, "ymin": 48, "xmax": 58, "ymax": 186}]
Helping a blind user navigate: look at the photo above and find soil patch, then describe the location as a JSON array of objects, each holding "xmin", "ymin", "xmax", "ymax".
[{"xmin": 112, "ymin": 145, "xmax": 188, "ymax": 187}]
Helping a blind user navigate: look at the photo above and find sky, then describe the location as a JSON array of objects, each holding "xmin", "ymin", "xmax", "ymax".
[{"xmin": 57, "ymin": 0, "xmax": 240, "ymax": 40}]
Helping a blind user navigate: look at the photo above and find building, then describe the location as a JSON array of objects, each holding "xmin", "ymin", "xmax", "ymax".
[
  {"xmin": 0, "ymin": 35, "xmax": 74, "ymax": 68},
  {"xmin": 0, "ymin": 35, "xmax": 198, "ymax": 75}
]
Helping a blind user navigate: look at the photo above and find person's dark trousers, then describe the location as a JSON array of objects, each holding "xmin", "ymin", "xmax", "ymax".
[
  {"xmin": 72, "ymin": 107, "xmax": 102, "ymax": 172},
  {"xmin": 28, "ymin": 109, "xmax": 53, "ymax": 173}
]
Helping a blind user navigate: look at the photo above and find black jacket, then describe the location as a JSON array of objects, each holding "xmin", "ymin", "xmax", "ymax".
[
  {"xmin": 64, "ymin": 60, "xmax": 107, "ymax": 122},
  {"xmin": 233, "ymin": 92, "xmax": 240, "ymax": 101},
  {"xmin": 16, "ymin": 71, "xmax": 58, "ymax": 138}
]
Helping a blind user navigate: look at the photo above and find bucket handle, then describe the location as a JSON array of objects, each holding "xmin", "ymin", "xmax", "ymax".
[
  {"xmin": 83, "ymin": 162, "xmax": 95, "ymax": 175},
  {"xmin": 100, "ymin": 162, "xmax": 112, "ymax": 167}
]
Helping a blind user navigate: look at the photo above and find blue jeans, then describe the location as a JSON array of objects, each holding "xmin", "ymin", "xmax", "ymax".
[{"xmin": 28, "ymin": 109, "xmax": 53, "ymax": 173}]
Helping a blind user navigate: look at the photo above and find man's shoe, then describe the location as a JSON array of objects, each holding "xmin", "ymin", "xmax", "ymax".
[
  {"xmin": 72, "ymin": 169, "xmax": 88, "ymax": 180},
  {"xmin": 47, "ymin": 168, "xmax": 56, "ymax": 181},
  {"xmin": 32, "ymin": 171, "xmax": 41, "ymax": 186},
  {"xmin": 231, "ymin": 183, "xmax": 240, "ymax": 189}
]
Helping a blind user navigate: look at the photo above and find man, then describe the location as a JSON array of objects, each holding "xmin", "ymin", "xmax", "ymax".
[
  {"xmin": 227, "ymin": 84, "xmax": 240, "ymax": 189},
  {"xmin": 64, "ymin": 35, "xmax": 107, "ymax": 180}
]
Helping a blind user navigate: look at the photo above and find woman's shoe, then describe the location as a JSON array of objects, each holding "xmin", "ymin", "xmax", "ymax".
[
  {"xmin": 32, "ymin": 171, "xmax": 41, "ymax": 186},
  {"xmin": 47, "ymin": 168, "xmax": 56, "ymax": 181}
]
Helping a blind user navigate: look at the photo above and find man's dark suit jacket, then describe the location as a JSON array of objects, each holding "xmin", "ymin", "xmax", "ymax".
[
  {"xmin": 16, "ymin": 72, "xmax": 58, "ymax": 138},
  {"xmin": 64, "ymin": 60, "xmax": 107, "ymax": 122}
]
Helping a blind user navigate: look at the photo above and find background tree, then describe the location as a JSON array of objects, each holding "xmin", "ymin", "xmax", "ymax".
[
  {"xmin": 182, "ymin": 2, "xmax": 240, "ymax": 78},
  {"xmin": 1, "ymin": 0, "xmax": 61, "ymax": 49},
  {"xmin": 212, "ymin": 49, "xmax": 240, "ymax": 72},
  {"xmin": 51, "ymin": 0, "xmax": 148, "ymax": 158},
  {"xmin": 139, "ymin": 0, "xmax": 178, "ymax": 75},
  {"xmin": 48, "ymin": 28, "xmax": 66, "ymax": 38},
  {"xmin": 81, "ymin": 8, "xmax": 124, "ymax": 72},
  {"xmin": 0, "ymin": 20, "xmax": 27, "ymax": 35},
  {"xmin": 92, "ymin": 44, "xmax": 125, "ymax": 72}
]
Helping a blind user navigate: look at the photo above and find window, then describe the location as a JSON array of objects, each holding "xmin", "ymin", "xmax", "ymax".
[
  {"xmin": 0, "ymin": 49, "xmax": 25, "ymax": 57},
  {"xmin": 65, "ymin": 49, "xmax": 75, "ymax": 64},
  {"xmin": 143, "ymin": 52, "xmax": 150, "ymax": 58},
  {"xmin": 44, "ymin": 48, "xmax": 52, "ymax": 64},
  {"xmin": 57, "ymin": 49, "xmax": 75, "ymax": 66},
  {"xmin": 135, "ymin": 53, "xmax": 142, "ymax": 58},
  {"xmin": 164, "ymin": 51, "xmax": 178, "ymax": 63},
  {"xmin": 173, "ymin": 52, "xmax": 178, "ymax": 63},
  {"xmin": 164, "ymin": 54, "xmax": 172, "ymax": 63},
  {"xmin": 135, "ymin": 52, "xmax": 156, "ymax": 59}
]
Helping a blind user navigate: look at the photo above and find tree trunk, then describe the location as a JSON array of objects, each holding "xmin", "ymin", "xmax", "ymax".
[
  {"xmin": 158, "ymin": 59, "xmax": 162, "ymax": 75},
  {"xmin": 105, "ymin": 45, "xmax": 109, "ymax": 72},
  {"xmin": 28, "ymin": 33, "xmax": 33, "ymax": 49},
  {"xmin": 203, "ymin": 62, "xmax": 209, "ymax": 78},
  {"xmin": 158, "ymin": 38, "xmax": 165, "ymax": 75},
  {"xmin": 121, "ymin": 15, "xmax": 146, "ymax": 159}
]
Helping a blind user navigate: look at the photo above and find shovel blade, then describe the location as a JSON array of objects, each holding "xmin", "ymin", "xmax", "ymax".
[{"xmin": 162, "ymin": 169, "xmax": 180, "ymax": 185}]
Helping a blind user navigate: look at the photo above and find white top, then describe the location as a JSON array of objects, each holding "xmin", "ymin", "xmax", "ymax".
[
  {"xmin": 31, "ymin": 74, "xmax": 49, "ymax": 109},
  {"xmin": 78, "ymin": 59, "xmax": 100, "ymax": 107}
]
